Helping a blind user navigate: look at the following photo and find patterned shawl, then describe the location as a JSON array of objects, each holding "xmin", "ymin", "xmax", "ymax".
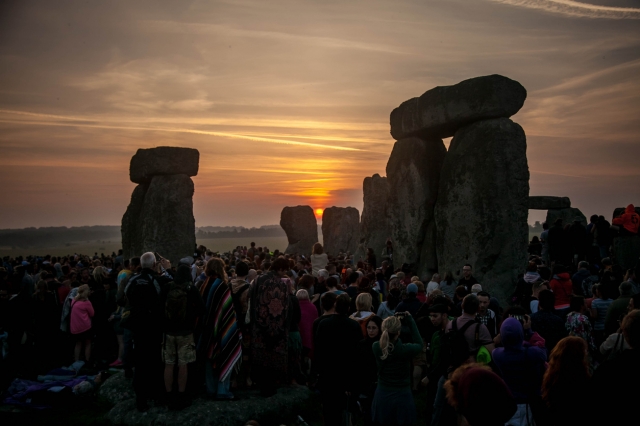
[{"xmin": 197, "ymin": 276, "xmax": 242, "ymax": 382}]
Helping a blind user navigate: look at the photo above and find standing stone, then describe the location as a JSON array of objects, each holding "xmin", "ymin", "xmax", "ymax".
[
  {"xmin": 360, "ymin": 174, "xmax": 392, "ymax": 262},
  {"xmin": 280, "ymin": 206, "xmax": 319, "ymax": 257},
  {"xmin": 435, "ymin": 118, "xmax": 529, "ymax": 302},
  {"xmin": 387, "ymin": 137, "xmax": 446, "ymax": 277},
  {"xmin": 546, "ymin": 208, "xmax": 587, "ymax": 228},
  {"xmin": 322, "ymin": 207, "xmax": 360, "ymax": 255},
  {"xmin": 528, "ymin": 196, "xmax": 571, "ymax": 210},
  {"xmin": 137, "ymin": 174, "xmax": 196, "ymax": 265},
  {"xmin": 121, "ymin": 183, "xmax": 148, "ymax": 260},
  {"xmin": 130, "ymin": 147, "xmax": 199, "ymax": 184},
  {"xmin": 390, "ymin": 75, "xmax": 527, "ymax": 140}
]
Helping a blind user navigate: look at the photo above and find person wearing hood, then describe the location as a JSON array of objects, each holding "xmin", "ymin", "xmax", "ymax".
[
  {"xmin": 395, "ymin": 283, "xmax": 423, "ymax": 316},
  {"xmin": 549, "ymin": 264, "xmax": 572, "ymax": 317},
  {"xmin": 493, "ymin": 318, "xmax": 547, "ymax": 426},
  {"xmin": 612, "ymin": 204, "xmax": 639, "ymax": 236},
  {"xmin": 511, "ymin": 262, "xmax": 539, "ymax": 308}
]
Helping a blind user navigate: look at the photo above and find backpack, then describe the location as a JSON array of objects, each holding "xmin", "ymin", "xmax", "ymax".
[
  {"xmin": 165, "ymin": 282, "xmax": 190, "ymax": 322},
  {"xmin": 447, "ymin": 318, "xmax": 481, "ymax": 368}
]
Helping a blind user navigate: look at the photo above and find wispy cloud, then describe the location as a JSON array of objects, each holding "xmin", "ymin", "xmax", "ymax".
[{"xmin": 488, "ymin": 0, "xmax": 640, "ymax": 19}]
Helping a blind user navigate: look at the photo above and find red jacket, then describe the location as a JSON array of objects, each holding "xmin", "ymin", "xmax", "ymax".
[
  {"xmin": 550, "ymin": 273, "xmax": 573, "ymax": 308},
  {"xmin": 613, "ymin": 204, "xmax": 639, "ymax": 234}
]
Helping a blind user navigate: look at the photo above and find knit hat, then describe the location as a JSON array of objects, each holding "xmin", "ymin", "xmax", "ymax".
[{"xmin": 406, "ymin": 283, "xmax": 418, "ymax": 294}]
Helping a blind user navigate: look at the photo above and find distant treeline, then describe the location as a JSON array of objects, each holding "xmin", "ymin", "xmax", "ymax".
[
  {"xmin": 529, "ymin": 221, "xmax": 543, "ymax": 234},
  {"xmin": 0, "ymin": 226, "xmax": 121, "ymax": 249},
  {"xmin": 197, "ymin": 225, "xmax": 286, "ymax": 239}
]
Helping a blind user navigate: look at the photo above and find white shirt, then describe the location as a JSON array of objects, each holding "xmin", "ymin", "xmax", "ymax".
[{"xmin": 426, "ymin": 281, "xmax": 440, "ymax": 295}]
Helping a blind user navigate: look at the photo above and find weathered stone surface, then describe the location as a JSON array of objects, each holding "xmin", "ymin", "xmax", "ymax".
[
  {"xmin": 546, "ymin": 208, "xmax": 587, "ymax": 228},
  {"xmin": 121, "ymin": 183, "xmax": 148, "ymax": 260},
  {"xmin": 280, "ymin": 206, "xmax": 319, "ymax": 256},
  {"xmin": 387, "ymin": 137, "xmax": 446, "ymax": 277},
  {"xmin": 613, "ymin": 236, "xmax": 640, "ymax": 270},
  {"xmin": 102, "ymin": 372, "xmax": 314, "ymax": 426},
  {"xmin": 137, "ymin": 174, "xmax": 196, "ymax": 265},
  {"xmin": 360, "ymin": 174, "xmax": 392, "ymax": 262},
  {"xmin": 322, "ymin": 207, "xmax": 360, "ymax": 255},
  {"xmin": 435, "ymin": 118, "xmax": 529, "ymax": 302},
  {"xmin": 130, "ymin": 146, "xmax": 199, "ymax": 184},
  {"xmin": 529, "ymin": 196, "xmax": 571, "ymax": 210},
  {"xmin": 613, "ymin": 206, "xmax": 640, "ymax": 221},
  {"xmin": 390, "ymin": 75, "xmax": 527, "ymax": 140}
]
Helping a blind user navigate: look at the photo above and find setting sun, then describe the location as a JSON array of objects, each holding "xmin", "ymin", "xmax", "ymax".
[{"xmin": 315, "ymin": 208, "xmax": 324, "ymax": 217}]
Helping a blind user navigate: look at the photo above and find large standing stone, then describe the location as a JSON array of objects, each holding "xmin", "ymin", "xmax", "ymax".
[
  {"xmin": 121, "ymin": 183, "xmax": 148, "ymax": 261},
  {"xmin": 529, "ymin": 196, "xmax": 571, "ymax": 210},
  {"xmin": 546, "ymin": 208, "xmax": 587, "ymax": 228},
  {"xmin": 360, "ymin": 174, "xmax": 392, "ymax": 262},
  {"xmin": 137, "ymin": 174, "xmax": 196, "ymax": 265},
  {"xmin": 130, "ymin": 147, "xmax": 199, "ymax": 184},
  {"xmin": 322, "ymin": 207, "xmax": 360, "ymax": 255},
  {"xmin": 613, "ymin": 236, "xmax": 640, "ymax": 270},
  {"xmin": 390, "ymin": 75, "xmax": 527, "ymax": 140},
  {"xmin": 387, "ymin": 137, "xmax": 446, "ymax": 277},
  {"xmin": 435, "ymin": 118, "xmax": 529, "ymax": 302},
  {"xmin": 280, "ymin": 206, "xmax": 319, "ymax": 257}
]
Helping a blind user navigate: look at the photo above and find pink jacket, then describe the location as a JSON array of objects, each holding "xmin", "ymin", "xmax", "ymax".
[
  {"xmin": 70, "ymin": 299, "xmax": 94, "ymax": 334},
  {"xmin": 298, "ymin": 299, "xmax": 319, "ymax": 350}
]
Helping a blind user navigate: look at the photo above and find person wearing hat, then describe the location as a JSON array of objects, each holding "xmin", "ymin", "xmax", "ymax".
[{"xmin": 395, "ymin": 283, "xmax": 423, "ymax": 317}]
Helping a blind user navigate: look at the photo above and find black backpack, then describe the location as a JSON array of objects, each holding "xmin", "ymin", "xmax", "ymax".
[
  {"xmin": 165, "ymin": 281, "xmax": 190, "ymax": 322},
  {"xmin": 447, "ymin": 318, "xmax": 481, "ymax": 368}
]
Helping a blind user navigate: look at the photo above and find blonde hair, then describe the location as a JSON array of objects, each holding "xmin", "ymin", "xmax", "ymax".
[
  {"xmin": 379, "ymin": 316, "xmax": 402, "ymax": 360},
  {"xmin": 92, "ymin": 266, "xmax": 107, "ymax": 283},
  {"xmin": 411, "ymin": 276, "xmax": 420, "ymax": 282},
  {"xmin": 356, "ymin": 292, "xmax": 373, "ymax": 312},
  {"xmin": 75, "ymin": 284, "xmax": 90, "ymax": 301}
]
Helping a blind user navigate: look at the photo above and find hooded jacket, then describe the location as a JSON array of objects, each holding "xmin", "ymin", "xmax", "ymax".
[
  {"xmin": 612, "ymin": 204, "xmax": 639, "ymax": 234},
  {"xmin": 550, "ymin": 272, "xmax": 573, "ymax": 309},
  {"xmin": 492, "ymin": 318, "xmax": 547, "ymax": 403}
]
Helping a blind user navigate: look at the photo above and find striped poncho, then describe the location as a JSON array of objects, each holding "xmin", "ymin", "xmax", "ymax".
[{"xmin": 197, "ymin": 276, "xmax": 242, "ymax": 382}]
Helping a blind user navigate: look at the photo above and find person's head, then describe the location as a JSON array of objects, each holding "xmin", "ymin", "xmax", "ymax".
[
  {"xmin": 312, "ymin": 243, "xmax": 323, "ymax": 255},
  {"xmin": 379, "ymin": 316, "xmax": 402, "ymax": 360},
  {"xmin": 346, "ymin": 271, "xmax": 360, "ymax": 286},
  {"xmin": 92, "ymin": 266, "xmax": 108, "ymax": 283},
  {"xmin": 406, "ymin": 283, "xmax": 418, "ymax": 296},
  {"xmin": 298, "ymin": 274, "xmax": 315, "ymax": 292},
  {"xmin": 622, "ymin": 309, "xmax": 640, "ymax": 349},
  {"xmin": 476, "ymin": 291, "xmax": 490, "ymax": 314},
  {"xmin": 538, "ymin": 289, "xmax": 555, "ymax": 311},
  {"xmin": 270, "ymin": 258, "xmax": 290, "ymax": 276},
  {"xmin": 174, "ymin": 264, "xmax": 193, "ymax": 286},
  {"xmin": 395, "ymin": 271, "xmax": 405, "ymax": 281},
  {"xmin": 356, "ymin": 292, "xmax": 373, "ymax": 312},
  {"xmin": 554, "ymin": 218, "xmax": 563, "ymax": 227},
  {"xmin": 542, "ymin": 336, "xmax": 590, "ymax": 403},
  {"xmin": 462, "ymin": 294, "xmax": 480, "ymax": 315},
  {"xmin": 454, "ymin": 285, "xmax": 467, "ymax": 301},
  {"xmin": 75, "ymin": 284, "xmax": 90, "ymax": 301},
  {"xmin": 366, "ymin": 315, "xmax": 383, "ymax": 340},
  {"xmin": 578, "ymin": 261, "xmax": 589, "ymax": 271},
  {"xmin": 317, "ymin": 269, "xmax": 328, "ymax": 283},
  {"xmin": 594, "ymin": 283, "xmax": 610, "ymax": 300},
  {"xmin": 552, "ymin": 264, "xmax": 567, "ymax": 275},
  {"xmin": 386, "ymin": 288, "xmax": 401, "ymax": 310},
  {"xmin": 542, "ymin": 222, "xmax": 549, "ymax": 230},
  {"xmin": 325, "ymin": 276, "xmax": 338, "ymax": 290},
  {"xmin": 470, "ymin": 284, "xmax": 482, "ymax": 294},
  {"xmin": 296, "ymin": 289, "xmax": 310, "ymax": 301},
  {"xmin": 431, "ymin": 273, "xmax": 441, "ymax": 283},
  {"xmin": 321, "ymin": 291, "xmax": 338, "ymax": 313},
  {"xmin": 590, "ymin": 214, "xmax": 598, "ymax": 224},
  {"xmin": 235, "ymin": 261, "xmax": 249, "ymax": 278},
  {"xmin": 140, "ymin": 252, "xmax": 155, "ymax": 270},
  {"xmin": 569, "ymin": 296, "xmax": 585, "ymax": 314},
  {"xmin": 335, "ymin": 293, "xmax": 351, "ymax": 315},
  {"xmin": 130, "ymin": 257, "xmax": 141, "ymax": 270},
  {"xmin": 205, "ymin": 258, "xmax": 228, "ymax": 282},
  {"xmin": 429, "ymin": 304, "xmax": 449, "ymax": 328},
  {"xmin": 250, "ymin": 242, "xmax": 255, "ymax": 248},
  {"xmin": 526, "ymin": 262, "xmax": 538, "ymax": 273},
  {"xmin": 532, "ymin": 280, "xmax": 548, "ymax": 297},
  {"xmin": 619, "ymin": 281, "xmax": 633, "ymax": 297},
  {"xmin": 531, "ymin": 236, "xmax": 540, "ymax": 244},
  {"xmin": 462, "ymin": 264, "xmax": 472, "ymax": 278}
]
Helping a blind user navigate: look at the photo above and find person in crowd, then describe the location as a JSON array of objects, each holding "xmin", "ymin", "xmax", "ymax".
[
  {"xmin": 540, "ymin": 222, "xmax": 550, "ymax": 264},
  {"xmin": 438, "ymin": 271, "xmax": 456, "ymax": 299},
  {"xmin": 296, "ymin": 289, "xmax": 318, "ymax": 373},
  {"xmin": 366, "ymin": 247, "xmax": 377, "ymax": 269},
  {"xmin": 350, "ymin": 293, "xmax": 375, "ymax": 336},
  {"xmin": 315, "ymin": 293, "xmax": 362, "ymax": 425},
  {"xmin": 426, "ymin": 273, "xmax": 440, "ymax": 295},
  {"xmin": 446, "ymin": 294, "xmax": 495, "ymax": 366},
  {"xmin": 396, "ymin": 283, "xmax": 423, "ymax": 316},
  {"xmin": 425, "ymin": 303, "xmax": 451, "ymax": 426},
  {"xmin": 286, "ymin": 279, "xmax": 303, "ymax": 385},
  {"xmin": 161, "ymin": 264, "xmax": 206, "ymax": 409},
  {"xmin": 528, "ymin": 235, "xmax": 542, "ymax": 257},
  {"xmin": 590, "ymin": 284, "xmax": 613, "ymax": 346},
  {"xmin": 565, "ymin": 296, "xmax": 595, "ymax": 353},
  {"xmin": 604, "ymin": 281, "xmax": 633, "ymax": 336},
  {"xmin": 511, "ymin": 262, "xmax": 539, "ymax": 307},
  {"xmin": 125, "ymin": 252, "xmax": 172, "ymax": 411},
  {"xmin": 354, "ymin": 276, "xmax": 380, "ymax": 314},
  {"xmin": 458, "ymin": 264, "xmax": 478, "ymax": 293},
  {"xmin": 571, "ymin": 261, "xmax": 591, "ymax": 296},
  {"xmin": 549, "ymin": 264, "xmax": 573, "ymax": 317},
  {"xmin": 377, "ymin": 287, "xmax": 400, "ymax": 319},
  {"xmin": 476, "ymin": 291, "xmax": 498, "ymax": 338},
  {"xmin": 612, "ymin": 204, "xmax": 640, "ymax": 236},
  {"xmin": 355, "ymin": 315, "xmax": 382, "ymax": 426},
  {"xmin": 310, "ymin": 243, "xmax": 328, "ymax": 277},
  {"xmin": 528, "ymin": 280, "xmax": 548, "ymax": 314},
  {"xmin": 371, "ymin": 313, "xmax": 423, "ymax": 426},
  {"xmin": 71, "ymin": 284, "xmax": 94, "ymax": 364},
  {"xmin": 444, "ymin": 364, "xmax": 517, "ymax": 426},
  {"xmin": 600, "ymin": 257, "xmax": 623, "ymax": 299},
  {"xmin": 548, "ymin": 218, "xmax": 570, "ymax": 265},
  {"xmin": 530, "ymin": 290, "xmax": 567, "ymax": 356},
  {"xmin": 593, "ymin": 215, "xmax": 613, "ymax": 260},
  {"xmin": 540, "ymin": 336, "xmax": 591, "ymax": 425},
  {"xmin": 492, "ymin": 317, "xmax": 547, "ymax": 426},
  {"xmin": 568, "ymin": 216, "xmax": 588, "ymax": 264},
  {"xmin": 249, "ymin": 258, "xmax": 292, "ymax": 397}
]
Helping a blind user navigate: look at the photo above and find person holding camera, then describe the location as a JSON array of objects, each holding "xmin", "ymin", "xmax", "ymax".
[{"xmin": 371, "ymin": 311, "xmax": 423, "ymax": 426}]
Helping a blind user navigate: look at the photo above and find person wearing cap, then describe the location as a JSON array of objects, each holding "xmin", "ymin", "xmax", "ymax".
[{"xmin": 395, "ymin": 283, "xmax": 423, "ymax": 317}]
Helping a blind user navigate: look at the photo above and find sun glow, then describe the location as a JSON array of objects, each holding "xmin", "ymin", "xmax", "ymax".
[{"xmin": 315, "ymin": 208, "xmax": 324, "ymax": 217}]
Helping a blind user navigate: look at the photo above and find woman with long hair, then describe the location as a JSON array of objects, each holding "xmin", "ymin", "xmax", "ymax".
[
  {"xmin": 357, "ymin": 315, "xmax": 383, "ymax": 426},
  {"xmin": 310, "ymin": 243, "xmax": 328, "ymax": 278},
  {"xmin": 377, "ymin": 288, "xmax": 401, "ymax": 319},
  {"xmin": 371, "ymin": 313, "xmax": 423, "ymax": 426},
  {"xmin": 541, "ymin": 336, "xmax": 591, "ymax": 425},
  {"xmin": 71, "ymin": 284, "xmax": 94, "ymax": 363}
]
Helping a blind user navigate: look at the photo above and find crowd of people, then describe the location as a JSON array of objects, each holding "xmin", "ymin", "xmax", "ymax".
[{"xmin": 0, "ymin": 204, "xmax": 639, "ymax": 425}]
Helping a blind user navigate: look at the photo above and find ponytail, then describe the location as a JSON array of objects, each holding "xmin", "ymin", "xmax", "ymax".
[{"xmin": 379, "ymin": 316, "xmax": 401, "ymax": 360}]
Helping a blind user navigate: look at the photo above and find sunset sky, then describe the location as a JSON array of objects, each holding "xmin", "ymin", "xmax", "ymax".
[{"xmin": 1, "ymin": 0, "xmax": 639, "ymax": 229}]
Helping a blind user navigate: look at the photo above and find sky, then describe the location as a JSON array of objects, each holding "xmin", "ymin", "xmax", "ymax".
[{"xmin": 0, "ymin": 0, "xmax": 639, "ymax": 229}]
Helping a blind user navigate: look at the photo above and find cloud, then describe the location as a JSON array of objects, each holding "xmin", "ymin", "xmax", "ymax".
[{"xmin": 488, "ymin": 0, "xmax": 640, "ymax": 19}]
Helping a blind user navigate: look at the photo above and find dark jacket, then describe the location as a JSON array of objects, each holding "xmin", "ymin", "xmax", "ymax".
[
  {"xmin": 314, "ymin": 313, "xmax": 362, "ymax": 391},
  {"xmin": 160, "ymin": 282, "xmax": 206, "ymax": 336},
  {"xmin": 124, "ymin": 268, "xmax": 171, "ymax": 335}
]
